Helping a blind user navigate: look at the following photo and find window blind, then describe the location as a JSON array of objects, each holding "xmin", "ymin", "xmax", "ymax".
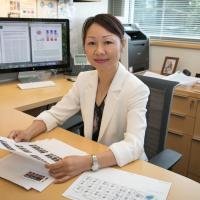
[
  {"xmin": 133, "ymin": 0, "xmax": 200, "ymax": 42},
  {"xmin": 109, "ymin": 0, "xmax": 133, "ymax": 24}
]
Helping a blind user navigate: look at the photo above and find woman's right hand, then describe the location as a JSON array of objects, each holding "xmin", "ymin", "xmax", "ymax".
[
  {"xmin": 8, "ymin": 120, "xmax": 46, "ymax": 142},
  {"xmin": 8, "ymin": 130, "xmax": 32, "ymax": 142}
]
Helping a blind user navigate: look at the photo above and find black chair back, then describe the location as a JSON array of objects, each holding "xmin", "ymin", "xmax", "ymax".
[{"xmin": 137, "ymin": 75, "xmax": 178, "ymax": 159}]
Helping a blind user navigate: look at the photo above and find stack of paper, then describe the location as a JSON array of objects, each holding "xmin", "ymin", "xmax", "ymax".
[
  {"xmin": 165, "ymin": 71, "xmax": 199, "ymax": 87},
  {"xmin": 0, "ymin": 137, "xmax": 87, "ymax": 191},
  {"xmin": 143, "ymin": 71, "xmax": 200, "ymax": 87},
  {"xmin": 63, "ymin": 168, "xmax": 171, "ymax": 200}
]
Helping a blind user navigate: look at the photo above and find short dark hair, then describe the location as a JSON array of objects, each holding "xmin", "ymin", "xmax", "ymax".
[{"xmin": 82, "ymin": 13, "xmax": 124, "ymax": 45}]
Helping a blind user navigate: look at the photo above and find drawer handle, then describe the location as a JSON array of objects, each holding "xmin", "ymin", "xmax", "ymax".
[
  {"xmin": 171, "ymin": 112, "xmax": 186, "ymax": 118},
  {"xmin": 192, "ymin": 136, "xmax": 200, "ymax": 142},
  {"xmin": 174, "ymin": 94, "xmax": 188, "ymax": 98},
  {"xmin": 168, "ymin": 129, "xmax": 184, "ymax": 136}
]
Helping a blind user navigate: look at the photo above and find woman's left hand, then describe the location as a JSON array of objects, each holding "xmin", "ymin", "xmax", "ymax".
[{"xmin": 45, "ymin": 155, "xmax": 91, "ymax": 184}]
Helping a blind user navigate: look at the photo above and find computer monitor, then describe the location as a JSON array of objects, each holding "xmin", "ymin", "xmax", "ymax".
[{"xmin": 0, "ymin": 17, "xmax": 70, "ymax": 81}]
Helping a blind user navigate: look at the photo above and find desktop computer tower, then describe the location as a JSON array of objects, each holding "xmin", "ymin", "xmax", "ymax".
[{"xmin": 120, "ymin": 25, "xmax": 149, "ymax": 73}]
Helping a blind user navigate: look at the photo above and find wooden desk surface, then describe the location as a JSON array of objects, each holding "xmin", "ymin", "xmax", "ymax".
[
  {"xmin": 0, "ymin": 76, "xmax": 73, "ymax": 111},
  {"xmin": 175, "ymin": 84, "xmax": 200, "ymax": 99},
  {"xmin": 0, "ymin": 109, "xmax": 200, "ymax": 200}
]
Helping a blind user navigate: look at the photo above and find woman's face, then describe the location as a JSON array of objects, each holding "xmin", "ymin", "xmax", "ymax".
[{"xmin": 84, "ymin": 23, "xmax": 124, "ymax": 72}]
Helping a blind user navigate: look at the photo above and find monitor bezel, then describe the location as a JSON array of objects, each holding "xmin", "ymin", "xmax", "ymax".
[{"xmin": 0, "ymin": 17, "xmax": 70, "ymax": 73}]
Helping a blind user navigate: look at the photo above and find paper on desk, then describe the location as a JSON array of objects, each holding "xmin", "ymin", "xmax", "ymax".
[
  {"xmin": 0, "ymin": 136, "xmax": 87, "ymax": 165},
  {"xmin": 0, "ymin": 137, "xmax": 87, "ymax": 191},
  {"xmin": 38, "ymin": 138, "xmax": 87, "ymax": 157},
  {"xmin": 0, "ymin": 154, "xmax": 53, "ymax": 191},
  {"xmin": 143, "ymin": 71, "xmax": 200, "ymax": 87},
  {"xmin": 63, "ymin": 168, "xmax": 171, "ymax": 200},
  {"xmin": 0, "ymin": 136, "xmax": 50, "ymax": 164},
  {"xmin": 165, "ymin": 71, "xmax": 199, "ymax": 86}
]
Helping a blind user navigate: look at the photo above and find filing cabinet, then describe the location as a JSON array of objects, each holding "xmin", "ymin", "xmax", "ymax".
[
  {"xmin": 166, "ymin": 86, "xmax": 200, "ymax": 182},
  {"xmin": 188, "ymin": 100, "xmax": 200, "ymax": 182}
]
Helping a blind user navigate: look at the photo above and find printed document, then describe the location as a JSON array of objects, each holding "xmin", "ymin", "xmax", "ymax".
[
  {"xmin": 144, "ymin": 71, "xmax": 200, "ymax": 87},
  {"xmin": 165, "ymin": 71, "xmax": 199, "ymax": 86},
  {"xmin": 0, "ymin": 137, "xmax": 87, "ymax": 191},
  {"xmin": 63, "ymin": 168, "xmax": 171, "ymax": 200},
  {"xmin": 0, "ymin": 154, "xmax": 53, "ymax": 191}
]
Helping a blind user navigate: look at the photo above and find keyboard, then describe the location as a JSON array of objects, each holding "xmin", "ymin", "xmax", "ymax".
[
  {"xmin": 17, "ymin": 80, "xmax": 56, "ymax": 90},
  {"xmin": 66, "ymin": 65, "xmax": 94, "ymax": 76}
]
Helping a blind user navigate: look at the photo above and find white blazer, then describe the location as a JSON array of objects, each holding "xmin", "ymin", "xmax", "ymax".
[{"xmin": 37, "ymin": 63, "xmax": 150, "ymax": 166}]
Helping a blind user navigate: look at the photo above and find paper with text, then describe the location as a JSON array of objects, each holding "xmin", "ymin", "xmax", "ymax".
[
  {"xmin": 63, "ymin": 168, "xmax": 171, "ymax": 200},
  {"xmin": 143, "ymin": 70, "xmax": 200, "ymax": 87},
  {"xmin": 0, "ymin": 136, "xmax": 87, "ymax": 164},
  {"xmin": 0, "ymin": 154, "xmax": 53, "ymax": 191},
  {"xmin": 0, "ymin": 137, "xmax": 87, "ymax": 191}
]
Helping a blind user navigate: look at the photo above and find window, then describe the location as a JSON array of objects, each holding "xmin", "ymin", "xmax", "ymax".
[
  {"xmin": 133, "ymin": 0, "xmax": 200, "ymax": 43},
  {"xmin": 109, "ymin": 0, "xmax": 133, "ymax": 24}
]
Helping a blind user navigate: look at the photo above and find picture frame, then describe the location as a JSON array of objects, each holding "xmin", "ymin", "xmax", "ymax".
[{"xmin": 161, "ymin": 56, "xmax": 179, "ymax": 75}]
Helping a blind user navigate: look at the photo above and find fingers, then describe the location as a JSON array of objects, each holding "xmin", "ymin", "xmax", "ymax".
[
  {"xmin": 45, "ymin": 160, "xmax": 64, "ymax": 170},
  {"xmin": 14, "ymin": 134, "xmax": 26, "ymax": 142},
  {"xmin": 8, "ymin": 130, "xmax": 30, "ymax": 142},
  {"xmin": 46, "ymin": 156, "xmax": 86, "ymax": 184},
  {"xmin": 49, "ymin": 167, "xmax": 64, "ymax": 174},
  {"xmin": 54, "ymin": 175, "xmax": 71, "ymax": 184},
  {"xmin": 8, "ymin": 130, "xmax": 23, "ymax": 142},
  {"xmin": 49, "ymin": 171, "xmax": 66, "ymax": 179},
  {"xmin": 46, "ymin": 159, "xmax": 71, "ymax": 183},
  {"xmin": 8, "ymin": 130, "xmax": 18, "ymax": 139}
]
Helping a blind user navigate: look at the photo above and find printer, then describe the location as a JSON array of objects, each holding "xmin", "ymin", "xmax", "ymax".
[{"xmin": 120, "ymin": 24, "xmax": 149, "ymax": 73}]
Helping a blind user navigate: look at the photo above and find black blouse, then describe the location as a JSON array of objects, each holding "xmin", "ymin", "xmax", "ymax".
[{"xmin": 92, "ymin": 99, "xmax": 105, "ymax": 142}]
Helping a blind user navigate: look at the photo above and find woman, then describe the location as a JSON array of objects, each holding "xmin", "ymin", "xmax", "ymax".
[{"xmin": 8, "ymin": 14, "xmax": 149, "ymax": 183}]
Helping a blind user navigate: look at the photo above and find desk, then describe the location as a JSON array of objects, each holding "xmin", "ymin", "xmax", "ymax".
[
  {"xmin": 0, "ymin": 75, "xmax": 73, "ymax": 111},
  {"xmin": 0, "ymin": 77, "xmax": 200, "ymax": 200}
]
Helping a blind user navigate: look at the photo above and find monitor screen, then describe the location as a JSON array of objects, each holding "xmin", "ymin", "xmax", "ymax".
[{"xmin": 0, "ymin": 17, "xmax": 70, "ymax": 73}]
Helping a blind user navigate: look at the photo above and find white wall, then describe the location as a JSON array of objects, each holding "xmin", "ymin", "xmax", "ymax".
[
  {"xmin": 70, "ymin": 0, "xmax": 108, "ymax": 57},
  {"xmin": 150, "ymin": 46, "xmax": 200, "ymax": 76}
]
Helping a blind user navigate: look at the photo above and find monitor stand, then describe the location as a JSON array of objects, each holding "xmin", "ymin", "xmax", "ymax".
[
  {"xmin": 0, "ymin": 72, "xmax": 18, "ymax": 83},
  {"xmin": 18, "ymin": 70, "xmax": 52, "ymax": 83}
]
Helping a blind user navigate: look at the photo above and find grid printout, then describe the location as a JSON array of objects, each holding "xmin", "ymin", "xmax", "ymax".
[{"xmin": 63, "ymin": 168, "xmax": 171, "ymax": 200}]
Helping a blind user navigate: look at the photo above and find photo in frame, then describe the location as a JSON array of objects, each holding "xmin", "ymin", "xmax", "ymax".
[{"xmin": 161, "ymin": 56, "xmax": 179, "ymax": 75}]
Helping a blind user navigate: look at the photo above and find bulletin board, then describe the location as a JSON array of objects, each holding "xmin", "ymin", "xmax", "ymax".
[{"xmin": 0, "ymin": 0, "xmax": 73, "ymax": 19}]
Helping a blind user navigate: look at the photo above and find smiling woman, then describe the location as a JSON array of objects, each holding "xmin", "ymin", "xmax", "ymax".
[
  {"xmin": 84, "ymin": 23, "xmax": 122, "ymax": 74},
  {"xmin": 8, "ymin": 14, "xmax": 150, "ymax": 184}
]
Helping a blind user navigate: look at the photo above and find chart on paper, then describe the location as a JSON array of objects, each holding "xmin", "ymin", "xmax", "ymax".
[{"xmin": 63, "ymin": 168, "xmax": 171, "ymax": 200}]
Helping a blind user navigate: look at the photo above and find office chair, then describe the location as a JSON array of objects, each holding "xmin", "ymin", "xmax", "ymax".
[
  {"xmin": 136, "ymin": 75, "xmax": 182, "ymax": 170},
  {"xmin": 61, "ymin": 112, "xmax": 84, "ymax": 135}
]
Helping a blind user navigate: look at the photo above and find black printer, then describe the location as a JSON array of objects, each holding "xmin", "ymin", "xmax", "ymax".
[{"xmin": 123, "ymin": 24, "xmax": 149, "ymax": 73}]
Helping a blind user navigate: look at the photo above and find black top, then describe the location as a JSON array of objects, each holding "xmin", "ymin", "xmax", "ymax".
[{"xmin": 92, "ymin": 98, "xmax": 106, "ymax": 142}]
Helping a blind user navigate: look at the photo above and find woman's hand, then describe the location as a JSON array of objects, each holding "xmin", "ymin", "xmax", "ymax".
[
  {"xmin": 8, "ymin": 120, "xmax": 46, "ymax": 142},
  {"xmin": 8, "ymin": 130, "xmax": 32, "ymax": 142},
  {"xmin": 45, "ymin": 155, "xmax": 92, "ymax": 184}
]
